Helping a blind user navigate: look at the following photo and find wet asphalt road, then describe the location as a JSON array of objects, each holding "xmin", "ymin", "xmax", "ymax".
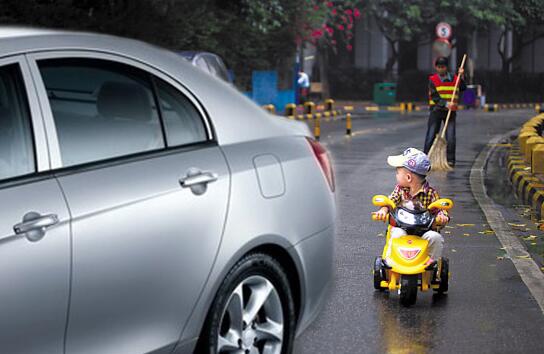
[{"xmin": 294, "ymin": 109, "xmax": 544, "ymax": 354}]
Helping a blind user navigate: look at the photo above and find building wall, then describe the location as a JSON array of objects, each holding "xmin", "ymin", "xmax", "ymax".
[{"xmin": 353, "ymin": 20, "xmax": 544, "ymax": 74}]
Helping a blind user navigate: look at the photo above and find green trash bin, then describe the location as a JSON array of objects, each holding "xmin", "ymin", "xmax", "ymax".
[{"xmin": 373, "ymin": 82, "xmax": 397, "ymax": 105}]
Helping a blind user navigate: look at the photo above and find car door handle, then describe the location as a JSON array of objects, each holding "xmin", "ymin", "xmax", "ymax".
[
  {"xmin": 179, "ymin": 171, "xmax": 218, "ymax": 188},
  {"xmin": 13, "ymin": 212, "xmax": 59, "ymax": 241}
]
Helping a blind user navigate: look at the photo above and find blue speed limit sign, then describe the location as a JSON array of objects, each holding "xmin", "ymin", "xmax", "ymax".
[{"xmin": 436, "ymin": 22, "xmax": 452, "ymax": 39}]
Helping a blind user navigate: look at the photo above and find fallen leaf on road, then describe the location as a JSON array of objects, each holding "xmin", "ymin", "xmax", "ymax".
[
  {"xmin": 508, "ymin": 223, "xmax": 526, "ymax": 227},
  {"xmin": 445, "ymin": 226, "xmax": 455, "ymax": 229},
  {"xmin": 451, "ymin": 249, "xmax": 457, "ymax": 253},
  {"xmin": 377, "ymin": 233, "xmax": 384, "ymax": 237},
  {"xmin": 463, "ymin": 233, "xmax": 471, "ymax": 237},
  {"xmin": 457, "ymin": 224, "xmax": 475, "ymax": 227},
  {"xmin": 515, "ymin": 255, "xmax": 532, "ymax": 260},
  {"xmin": 531, "ymin": 242, "xmax": 537, "ymax": 246},
  {"xmin": 497, "ymin": 256, "xmax": 504, "ymax": 260},
  {"xmin": 538, "ymin": 223, "xmax": 544, "ymax": 231},
  {"xmin": 523, "ymin": 235, "xmax": 538, "ymax": 241},
  {"xmin": 445, "ymin": 231, "xmax": 451, "ymax": 234},
  {"xmin": 478, "ymin": 230, "xmax": 495, "ymax": 235}
]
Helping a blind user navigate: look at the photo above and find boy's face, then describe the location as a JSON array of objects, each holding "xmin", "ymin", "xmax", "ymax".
[
  {"xmin": 396, "ymin": 167, "xmax": 424, "ymax": 187},
  {"xmin": 436, "ymin": 64, "xmax": 447, "ymax": 75},
  {"xmin": 395, "ymin": 167, "xmax": 411, "ymax": 187}
]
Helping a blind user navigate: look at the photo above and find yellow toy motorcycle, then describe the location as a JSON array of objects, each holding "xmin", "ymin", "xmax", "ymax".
[{"xmin": 371, "ymin": 195, "xmax": 453, "ymax": 306}]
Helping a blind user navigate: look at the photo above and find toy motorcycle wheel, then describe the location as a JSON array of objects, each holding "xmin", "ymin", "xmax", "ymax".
[
  {"xmin": 373, "ymin": 256, "xmax": 384, "ymax": 290},
  {"xmin": 437, "ymin": 257, "xmax": 449, "ymax": 294},
  {"xmin": 400, "ymin": 275, "xmax": 418, "ymax": 306}
]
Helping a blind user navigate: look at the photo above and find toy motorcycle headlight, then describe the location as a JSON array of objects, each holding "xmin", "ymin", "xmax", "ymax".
[
  {"xmin": 396, "ymin": 209, "xmax": 433, "ymax": 226},
  {"xmin": 397, "ymin": 208, "xmax": 417, "ymax": 224}
]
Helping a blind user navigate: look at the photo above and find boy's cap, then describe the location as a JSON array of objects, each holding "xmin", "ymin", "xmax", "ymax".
[
  {"xmin": 435, "ymin": 57, "xmax": 449, "ymax": 66},
  {"xmin": 387, "ymin": 148, "xmax": 431, "ymax": 176}
]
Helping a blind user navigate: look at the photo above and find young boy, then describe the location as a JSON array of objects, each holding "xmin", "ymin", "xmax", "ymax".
[{"xmin": 375, "ymin": 148, "xmax": 449, "ymax": 264}]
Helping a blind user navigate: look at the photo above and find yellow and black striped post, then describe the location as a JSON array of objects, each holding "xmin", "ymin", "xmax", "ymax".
[
  {"xmin": 484, "ymin": 104, "xmax": 500, "ymax": 112},
  {"xmin": 285, "ymin": 103, "xmax": 296, "ymax": 119},
  {"xmin": 314, "ymin": 113, "xmax": 321, "ymax": 140},
  {"xmin": 344, "ymin": 105, "xmax": 353, "ymax": 135},
  {"xmin": 324, "ymin": 99, "xmax": 334, "ymax": 118},
  {"xmin": 304, "ymin": 101, "xmax": 316, "ymax": 120}
]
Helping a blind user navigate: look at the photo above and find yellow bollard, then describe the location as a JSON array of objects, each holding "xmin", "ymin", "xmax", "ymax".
[
  {"xmin": 285, "ymin": 103, "xmax": 296, "ymax": 119},
  {"xmin": 346, "ymin": 112, "xmax": 352, "ymax": 135},
  {"xmin": 525, "ymin": 136, "xmax": 544, "ymax": 164},
  {"xmin": 325, "ymin": 99, "xmax": 335, "ymax": 113},
  {"xmin": 304, "ymin": 101, "xmax": 316, "ymax": 120},
  {"xmin": 407, "ymin": 102, "xmax": 414, "ymax": 112},
  {"xmin": 400, "ymin": 102, "xmax": 406, "ymax": 113},
  {"xmin": 532, "ymin": 144, "xmax": 544, "ymax": 174},
  {"xmin": 262, "ymin": 104, "xmax": 275, "ymax": 114}
]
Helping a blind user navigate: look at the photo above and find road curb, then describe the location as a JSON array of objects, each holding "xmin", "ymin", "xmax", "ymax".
[
  {"xmin": 470, "ymin": 130, "xmax": 544, "ymax": 314},
  {"xmin": 506, "ymin": 116, "xmax": 544, "ymax": 220}
]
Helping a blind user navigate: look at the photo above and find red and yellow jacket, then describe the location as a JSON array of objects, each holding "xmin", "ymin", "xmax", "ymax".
[{"xmin": 428, "ymin": 73, "xmax": 465, "ymax": 111}]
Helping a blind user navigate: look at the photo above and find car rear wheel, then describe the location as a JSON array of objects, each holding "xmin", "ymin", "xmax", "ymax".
[{"xmin": 198, "ymin": 253, "xmax": 295, "ymax": 354}]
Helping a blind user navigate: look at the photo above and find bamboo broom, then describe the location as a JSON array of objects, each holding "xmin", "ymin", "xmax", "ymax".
[{"xmin": 428, "ymin": 54, "xmax": 467, "ymax": 172}]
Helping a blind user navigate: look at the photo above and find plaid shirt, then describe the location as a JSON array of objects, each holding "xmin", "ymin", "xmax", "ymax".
[{"xmin": 389, "ymin": 181, "xmax": 449, "ymax": 219}]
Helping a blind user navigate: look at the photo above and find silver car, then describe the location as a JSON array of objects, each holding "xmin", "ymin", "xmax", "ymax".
[{"xmin": 0, "ymin": 27, "xmax": 335, "ymax": 354}]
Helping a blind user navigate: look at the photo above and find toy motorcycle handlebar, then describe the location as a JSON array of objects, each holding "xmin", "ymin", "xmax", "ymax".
[
  {"xmin": 372, "ymin": 195, "xmax": 454, "ymax": 211},
  {"xmin": 371, "ymin": 212, "xmax": 389, "ymax": 222}
]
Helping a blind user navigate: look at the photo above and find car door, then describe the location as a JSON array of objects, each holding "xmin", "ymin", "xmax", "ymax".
[
  {"xmin": 27, "ymin": 52, "xmax": 229, "ymax": 354},
  {"xmin": 0, "ymin": 56, "xmax": 70, "ymax": 353}
]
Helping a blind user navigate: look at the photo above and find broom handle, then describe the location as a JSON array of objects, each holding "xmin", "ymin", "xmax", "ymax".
[{"xmin": 440, "ymin": 54, "xmax": 467, "ymax": 139}]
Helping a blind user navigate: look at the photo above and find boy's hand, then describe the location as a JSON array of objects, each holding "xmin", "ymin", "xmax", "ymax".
[
  {"xmin": 458, "ymin": 67, "xmax": 465, "ymax": 77},
  {"xmin": 435, "ymin": 214, "xmax": 449, "ymax": 226},
  {"xmin": 374, "ymin": 207, "xmax": 389, "ymax": 221}
]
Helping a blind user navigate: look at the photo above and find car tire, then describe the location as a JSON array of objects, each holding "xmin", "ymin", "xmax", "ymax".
[{"xmin": 197, "ymin": 253, "xmax": 296, "ymax": 354}]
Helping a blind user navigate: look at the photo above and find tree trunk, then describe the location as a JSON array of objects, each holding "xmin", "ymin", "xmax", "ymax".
[{"xmin": 384, "ymin": 39, "xmax": 398, "ymax": 81}]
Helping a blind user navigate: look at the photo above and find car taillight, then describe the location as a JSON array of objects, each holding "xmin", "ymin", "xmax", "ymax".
[
  {"xmin": 307, "ymin": 138, "xmax": 335, "ymax": 192},
  {"xmin": 398, "ymin": 248, "xmax": 421, "ymax": 260}
]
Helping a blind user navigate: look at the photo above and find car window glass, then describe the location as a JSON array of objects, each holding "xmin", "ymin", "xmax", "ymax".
[
  {"xmin": 38, "ymin": 59, "xmax": 165, "ymax": 167},
  {"xmin": 0, "ymin": 64, "xmax": 35, "ymax": 180},
  {"xmin": 154, "ymin": 78, "xmax": 208, "ymax": 147}
]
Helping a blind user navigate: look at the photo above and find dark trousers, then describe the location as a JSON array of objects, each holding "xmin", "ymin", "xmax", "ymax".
[{"xmin": 423, "ymin": 109, "xmax": 456, "ymax": 163}]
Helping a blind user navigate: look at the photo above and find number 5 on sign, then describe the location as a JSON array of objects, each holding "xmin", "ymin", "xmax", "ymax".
[{"xmin": 436, "ymin": 22, "xmax": 452, "ymax": 40}]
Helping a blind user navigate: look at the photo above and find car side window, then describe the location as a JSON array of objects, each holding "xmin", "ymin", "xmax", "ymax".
[
  {"xmin": 38, "ymin": 58, "xmax": 165, "ymax": 167},
  {"xmin": 154, "ymin": 78, "xmax": 208, "ymax": 147},
  {"xmin": 0, "ymin": 64, "xmax": 35, "ymax": 180}
]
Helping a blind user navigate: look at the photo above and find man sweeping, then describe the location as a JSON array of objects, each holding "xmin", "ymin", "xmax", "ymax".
[{"xmin": 424, "ymin": 56, "xmax": 466, "ymax": 167}]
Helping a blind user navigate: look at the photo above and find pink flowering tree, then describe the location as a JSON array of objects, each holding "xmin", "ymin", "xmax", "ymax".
[{"xmin": 295, "ymin": 0, "xmax": 363, "ymax": 97}]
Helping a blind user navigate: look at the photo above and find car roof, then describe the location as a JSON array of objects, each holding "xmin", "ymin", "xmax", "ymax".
[{"xmin": 0, "ymin": 27, "xmax": 309, "ymax": 144}]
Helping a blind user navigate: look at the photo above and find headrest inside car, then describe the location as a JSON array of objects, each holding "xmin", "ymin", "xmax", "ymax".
[{"xmin": 97, "ymin": 81, "xmax": 152, "ymax": 121}]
